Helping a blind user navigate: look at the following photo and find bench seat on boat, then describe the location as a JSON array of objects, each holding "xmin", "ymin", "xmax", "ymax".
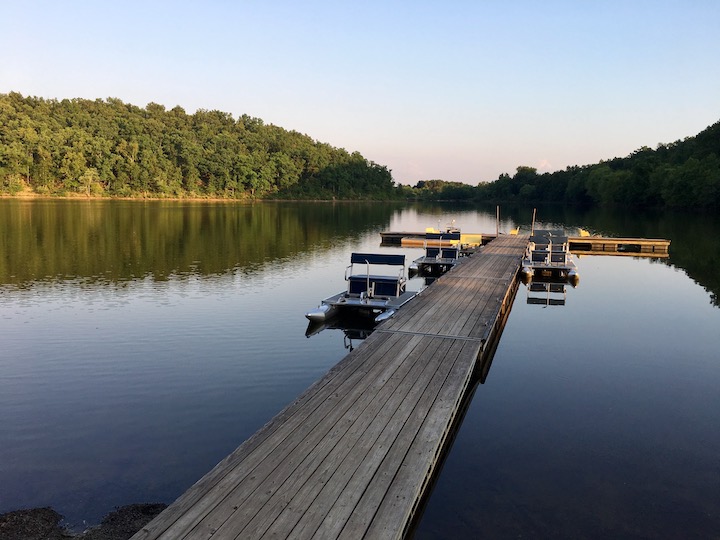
[
  {"xmin": 441, "ymin": 247, "xmax": 459, "ymax": 259},
  {"xmin": 348, "ymin": 275, "xmax": 403, "ymax": 296},
  {"xmin": 424, "ymin": 231, "xmax": 460, "ymax": 260},
  {"xmin": 426, "ymin": 247, "xmax": 441, "ymax": 258},
  {"xmin": 531, "ymin": 249, "xmax": 550, "ymax": 263}
]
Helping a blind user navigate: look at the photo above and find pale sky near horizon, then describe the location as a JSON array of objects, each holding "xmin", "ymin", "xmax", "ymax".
[{"xmin": 2, "ymin": 1, "xmax": 718, "ymax": 185}]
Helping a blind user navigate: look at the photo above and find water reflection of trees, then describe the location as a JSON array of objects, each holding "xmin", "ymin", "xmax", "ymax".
[
  {"xmin": 0, "ymin": 200, "xmax": 400, "ymax": 287},
  {"xmin": 3, "ymin": 200, "xmax": 717, "ymax": 308}
]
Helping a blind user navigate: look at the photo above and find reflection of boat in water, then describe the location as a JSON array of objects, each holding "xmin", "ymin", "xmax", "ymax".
[
  {"xmin": 409, "ymin": 228, "xmax": 462, "ymax": 277},
  {"xmin": 526, "ymin": 277, "xmax": 571, "ymax": 306},
  {"xmin": 521, "ymin": 229, "xmax": 579, "ymax": 286},
  {"xmin": 305, "ymin": 253, "xmax": 416, "ymax": 324},
  {"xmin": 305, "ymin": 315, "xmax": 376, "ymax": 351}
]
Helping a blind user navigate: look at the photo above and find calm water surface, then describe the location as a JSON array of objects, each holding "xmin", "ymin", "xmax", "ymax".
[{"xmin": 1, "ymin": 200, "xmax": 718, "ymax": 538}]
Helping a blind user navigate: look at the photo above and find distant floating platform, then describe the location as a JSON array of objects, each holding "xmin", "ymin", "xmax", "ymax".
[
  {"xmin": 568, "ymin": 237, "xmax": 670, "ymax": 257},
  {"xmin": 380, "ymin": 231, "xmax": 494, "ymax": 247}
]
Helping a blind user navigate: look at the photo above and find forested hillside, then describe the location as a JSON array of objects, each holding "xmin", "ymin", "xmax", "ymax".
[
  {"xmin": 0, "ymin": 92, "xmax": 395, "ymax": 199},
  {"xmin": 3, "ymin": 92, "xmax": 718, "ymax": 207},
  {"xmin": 474, "ymin": 121, "xmax": 720, "ymax": 209}
]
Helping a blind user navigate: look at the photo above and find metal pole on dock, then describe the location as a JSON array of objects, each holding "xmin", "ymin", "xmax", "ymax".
[
  {"xmin": 496, "ymin": 205, "xmax": 500, "ymax": 237},
  {"xmin": 531, "ymin": 208, "xmax": 537, "ymax": 236}
]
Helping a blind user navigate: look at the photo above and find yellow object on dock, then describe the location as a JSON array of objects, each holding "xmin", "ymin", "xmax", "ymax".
[
  {"xmin": 399, "ymin": 233, "xmax": 481, "ymax": 248},
  {"xmin": 401, "ymin": 238, "xmax": 455, "ymax": 247},
  {"xmin": 460, "ymin": 233, "xmax": 482, "ymax": 246}
]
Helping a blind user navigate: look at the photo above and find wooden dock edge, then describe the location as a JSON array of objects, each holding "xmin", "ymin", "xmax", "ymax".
[{"xmin": 401, "ymin": 272, "xmax": 521, "ymax": 538}]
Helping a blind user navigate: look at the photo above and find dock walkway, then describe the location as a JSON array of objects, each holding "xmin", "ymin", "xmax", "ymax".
[{"xmin": 132, "ymin": 234, "xmax": 529, "ymax": 540}]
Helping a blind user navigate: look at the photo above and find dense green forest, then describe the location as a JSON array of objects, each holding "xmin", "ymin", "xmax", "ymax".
[
  {"xmin": 416, "ymin": 121, "xmax": 720, "ymax": 208},
  {"xmin": 0, "ymin": 92, "xmax": 395, "ymax": 199},
  {"xmin": 2, "ymin": 91, "xmax": 718, "ymax": 207}
]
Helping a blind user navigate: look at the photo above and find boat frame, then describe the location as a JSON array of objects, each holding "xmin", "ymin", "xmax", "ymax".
[
  {"xmin": 521, "ymin": 229, "xmax": 579, "ymax": 285},
  {"xmin": 411, "ymin": 230, "xmax": 462, "ymax": 276},
  {"xmin": 305, "ymin": 252, "xmax": 416, "ymax": 323}
]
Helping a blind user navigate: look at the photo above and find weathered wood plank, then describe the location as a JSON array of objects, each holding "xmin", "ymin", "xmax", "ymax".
[
  {"xmin": 336, "ymin": 338, "xmax": 475, "ymax": 539},
  {"xmin": 363, "ymin": 340, "xmax": 481, "ymax": 539},
  {"xmin": 262, "ymin": 336, "xmax": 450, "ymax": 539},
  {"xmin": 212, "ymin": 334, "xmax": 439, "ymax": 539}
]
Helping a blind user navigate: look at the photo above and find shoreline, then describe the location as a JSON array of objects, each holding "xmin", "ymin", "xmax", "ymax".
[
  {"xmin": 0, "ymin": 192, "xmax": 405, "ymax": 203},
  {"xmin": 0, "ymin": 504, "xmax": 166, "ymax": 540}
]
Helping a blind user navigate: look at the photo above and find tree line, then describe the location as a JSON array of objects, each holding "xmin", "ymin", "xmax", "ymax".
[
  {"xmin": 413, "ymin": 121, "xmax": 720, "ymax": 209},
  {"xmin": 2, "ymin": 91, "xmax": 718, "ymax": 208},
  {"xmin": 0, "ymin": 92, "xmax": 395, "ymax": 199}
]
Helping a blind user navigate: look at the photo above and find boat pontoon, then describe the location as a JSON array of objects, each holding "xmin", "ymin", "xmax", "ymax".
[{"xmin": 305, "ymin": 253, "xmax": 417, "ymax": 324}]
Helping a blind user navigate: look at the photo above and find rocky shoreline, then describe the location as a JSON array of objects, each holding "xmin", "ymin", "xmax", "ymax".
[{"xmin": 0, "ymin": 504, "xmax": 166, "ymax": 540}]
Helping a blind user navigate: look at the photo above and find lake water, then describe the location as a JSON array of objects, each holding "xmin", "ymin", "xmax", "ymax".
[{"xmin": 1, "ymin": 200, "xmax": 718, "ymax": 538}]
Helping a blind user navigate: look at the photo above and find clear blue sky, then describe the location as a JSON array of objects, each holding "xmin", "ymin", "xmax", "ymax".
[{"xmin": 2, "ymin": 0, "xmax": 718, "ymax": 185}]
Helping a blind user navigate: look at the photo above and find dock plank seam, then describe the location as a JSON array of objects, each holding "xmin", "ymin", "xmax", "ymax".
[
  {"xmin": 337, "ymin": 338, "xmax": 477, "ymax": 539},
  {"xmin": 303, "ymin": 337, "xmax": 469, "ymax": 539},
  {"xmin": 375, "ymin": 328, "xmax": 487, "ymax": 343}
]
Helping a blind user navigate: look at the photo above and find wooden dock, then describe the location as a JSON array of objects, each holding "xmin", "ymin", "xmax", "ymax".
[
  {"xmin": 380, "ymin": 231, "xmax": 496, "ymax": 247},
  {"xmin": 381, "ymin": 231, "xmax": 670, "ymax": 258},
  {"xmin": 567, "ymin": 236, "xmax": 670, "ymax": 257},
  {"xmin": 132, "ymin": 234, "xmax": 528, "ymax": 540}
]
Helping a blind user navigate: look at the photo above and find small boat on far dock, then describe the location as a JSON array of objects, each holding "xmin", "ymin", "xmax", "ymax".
[
  {"xmin": 521, "ymin": 229, "xmax": 579, "ymax": 286},
  {"xmin": 409, "ymin": 229, "xmax": 462, "ymax": 277},
  {"xmin": 305, "ymin": 253, "xmax": 417, "ymax": 324}
]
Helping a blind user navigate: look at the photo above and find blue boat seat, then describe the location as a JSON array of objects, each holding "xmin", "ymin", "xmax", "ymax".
[
  {"xmin": 426, "ymin": 246, "xmax": 441, "ymax": 258},
  {"xmin": 441, "ymin": 247, "xmax": 459, "ymax": 259},
  {"xmin": 531, "ymin": 250, "xmax": 549, "ymax": 263},
  {"xmin": 348, "ymin": 275, "xmax": 403, "ymax": 296},
  {"xmin": 350, "ymin": 253, "xmax": 405, "ymax": 266},
  {"xmin": 346, "ymin": 252, "xmax": 406, "ymax": 297},
  {"xmin": 425, "ymin": 231, "xmax": 460, "ymax": 259},
  {"xmin": 550, "ymin": 251, "xmax": 567, "ymax": 263}
]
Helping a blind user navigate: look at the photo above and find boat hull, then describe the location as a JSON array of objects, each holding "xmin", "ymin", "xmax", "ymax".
[
  {"xmin": 305, "ymin": 303, "xmax": 340, "ymax": 322},
  {"xmin": 305, "ymin": 290, "xmax": 416, "ymax": 323}
]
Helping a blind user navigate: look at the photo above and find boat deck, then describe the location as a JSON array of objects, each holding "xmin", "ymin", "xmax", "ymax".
[
  {"xmin": 132, "ymin": 234, "xmax": 528, "ymax": 540},
  {"xmin": 324, "ymin": 289, "xmax": 418, "ymax": 310}
]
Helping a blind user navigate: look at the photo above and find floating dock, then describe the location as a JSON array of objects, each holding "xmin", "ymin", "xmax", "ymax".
[
  {"xmin": 132, "ymin": 234, "xmax": 528, "ymax": 540},
  {"xmin": 381, "ymin": 232, "xmax": 670, "ymax": 258},
  {"xmin": 380, "ymin": 231, "xmax": 492, "ymax": 247},
  {"xmin": 567, "ymin": 236, "xmax": 670, "ymax": 257}
]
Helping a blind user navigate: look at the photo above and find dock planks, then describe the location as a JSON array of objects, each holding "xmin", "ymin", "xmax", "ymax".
[{"xmin": 132, "ymin": 234, "xmax": 529, "ymax": 540}]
